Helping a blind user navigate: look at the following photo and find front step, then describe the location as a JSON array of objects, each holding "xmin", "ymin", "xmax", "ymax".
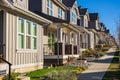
[{"xmin": 0, "ymin": 63, "xmax": 7, "ymax": 76}]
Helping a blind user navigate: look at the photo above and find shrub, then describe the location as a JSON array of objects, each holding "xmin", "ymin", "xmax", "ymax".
[
  {"xmin": 74, "ymin": 67, "xmax": 87, "ymax": 74},
  {"xmin": 3, "ymin": 72, "xmax": 20, "ymax": 80},
  {"xmin": 42, "ymin": 70, "xmax": 77, "ymax": 80}
]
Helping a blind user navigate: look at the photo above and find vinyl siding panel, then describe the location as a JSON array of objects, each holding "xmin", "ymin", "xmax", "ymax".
[{"xmin": 5, "ymin": 12, "xmax": 43, "ymax": 69}]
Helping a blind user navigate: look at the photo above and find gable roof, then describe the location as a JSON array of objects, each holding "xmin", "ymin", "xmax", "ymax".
[
  {"xmin": 78, "ymin": 7, "xmax": 88, "ymax": 15},
  {"xmin": 89, "ymin": 13, "xmax": 98, "ymax": 21},
  {"xmin": 62, "ymin": 0, "xmax": 76, "ymax": 8}
]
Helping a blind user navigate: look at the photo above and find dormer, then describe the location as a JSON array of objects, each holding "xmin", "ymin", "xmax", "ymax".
[
  {"xmin": 89, "ymin": 13, "xmax": 100, "ymax": 30},
  {"xmin": 78, "ymin": 7, "xmax": 90, "ymax": 27},
  {"xmin": 12, "ymin": 0, "xmax": 28, "ymax": 10},
  {"xmin": 29, "ymin": 0, "xmax": 67, "ymax": 20},
  {"xmin": 63, "ymin": 0, "xmax": 80, "ymax": 25}
]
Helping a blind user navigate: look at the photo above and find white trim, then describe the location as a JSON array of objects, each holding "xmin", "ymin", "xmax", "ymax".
[
  {"xmin": 17, "ymin": 17, "xmax": 38, "ymax": 51},
  {"xmin": 46, "ymin": 0, "xmax": 53, "ymax": 16},
  {"xmin": 12, "ymin": 62, "xmax": 43, "ymax": 69}
]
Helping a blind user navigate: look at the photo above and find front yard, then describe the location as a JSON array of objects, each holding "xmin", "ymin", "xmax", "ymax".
[
  {"xmin": 26, "ymin": 66, "xmax": 87, "ymax": 80},
  {"xmin": 102, "ymin": 50, "xmax": 120, "ymax": 80}
]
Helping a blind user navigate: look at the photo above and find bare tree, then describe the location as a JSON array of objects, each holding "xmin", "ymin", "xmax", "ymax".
[{"xmin": 117, "ymin": 20, "xmax": 120, "ymax": 68}]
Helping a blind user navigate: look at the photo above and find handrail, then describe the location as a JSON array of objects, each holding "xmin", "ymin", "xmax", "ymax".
[{"xmin": 0, "ymin": 58, "xmax": 12, "ymax": 80}]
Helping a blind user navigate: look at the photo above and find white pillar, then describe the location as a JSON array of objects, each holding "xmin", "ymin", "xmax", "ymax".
[{"xmin": 57, "ymin": 27, "xmax": 63, "ymax": 42}]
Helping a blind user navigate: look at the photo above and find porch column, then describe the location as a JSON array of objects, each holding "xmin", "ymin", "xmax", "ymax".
[
  {"xmin": 75, "ymin": 33, "xmax": 78, "ymax": 45},
  {"xmin": 57, "ymin": 27, "xmax": 63, "ymax": 42}
]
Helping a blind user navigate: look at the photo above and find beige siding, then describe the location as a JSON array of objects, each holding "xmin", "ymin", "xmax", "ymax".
[
  {"xmin": 13, "ymin": 0, "xmax": 28, "ymax": 10},
  {"xmin": 70, "ymin": 2, "xmax": 79, "ymax": 25},
  {"xmin": 84, "ymin": 15, "xmax": 88, "ymax": 27},
  {"xmin": 42, "ymin": 0, "xmax": 65, "ymax": 20},
  {"xmin": 5, "ymin": 12, "xmax": 43, "ymax": 69},
  {"xmin": 90, "ymin": 31, "xmax": 94, "ymax": 49}
]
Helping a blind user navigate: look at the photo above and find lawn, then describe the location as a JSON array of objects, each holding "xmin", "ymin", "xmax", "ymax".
[
  {"xmin": 26, "ymin": 66, "xmax": 78, "ymax": 80},
  {"xmin": 102, "ymin": 51, "xmax": 120, "ymax": 80}
]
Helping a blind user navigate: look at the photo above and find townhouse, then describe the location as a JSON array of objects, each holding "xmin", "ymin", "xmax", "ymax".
[
  {"xmin": 0, "ymin": 0, "xmax": 116, "ymax": 76},
  {"xmin": 88, "ymin": 13, "xmax": 100, "ymax": 46},
  {"xmin": 29, "ymin": 0, "xmax": 82, "ymax": 65},
  {"xmin": 0, "ymin": 0, "xmax": 52, "ymax": 74},
  {"xmin": 78, "ymin": 7, "xmax": 91, "ymax": 49}
]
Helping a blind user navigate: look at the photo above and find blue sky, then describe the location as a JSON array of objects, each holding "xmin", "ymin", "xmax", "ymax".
[{"xmin": 77, "ymin": 0, "xmax": 120, "ymax": 38}]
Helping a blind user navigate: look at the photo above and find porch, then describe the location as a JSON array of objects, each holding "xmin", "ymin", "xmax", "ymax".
[{"xmin": 43, "ymin": 43, "xmax": 78, "ymax": 55}]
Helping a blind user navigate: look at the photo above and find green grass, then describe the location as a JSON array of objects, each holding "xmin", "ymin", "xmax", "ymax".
[
  {"xmin": 102, "ymin": 51, "xmax": 120, "ymax": 80},
  {"xmin": 26, "ymin": 66, "xmax": 77, "ymax": 80}
]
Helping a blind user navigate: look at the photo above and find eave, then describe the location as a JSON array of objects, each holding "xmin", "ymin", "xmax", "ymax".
[
  {"xmin": 0, "ymin": 0, "xmax": 52, "ymax": 25},
  {"xmin": 52, "ymin": 0, "xmax": 68, "ymax": 11}
]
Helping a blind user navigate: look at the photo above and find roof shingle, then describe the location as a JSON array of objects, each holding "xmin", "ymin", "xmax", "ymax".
[{"xmin": 62, "ymin": 0, "xmax": 76, "ymax": 7}]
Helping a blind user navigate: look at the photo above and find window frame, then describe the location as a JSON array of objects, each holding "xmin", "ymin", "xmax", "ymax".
[
  {"xmin": 17, "ymin": 17, "xmax": 37, "ymax": 50},
  {"xmin": 46, "ymin": 0, "xmax": 53, "ymax": 16},
  {"xmin": 58, "ymin": 8, "xmax": 62, "ymax": 19},
  {"xmin": 59, "ymin": 0, "xmax": 62, "ymax": 3},
  {"xmin": 71, "ymin": 12, "xmax": 76, "ymax": 24}
]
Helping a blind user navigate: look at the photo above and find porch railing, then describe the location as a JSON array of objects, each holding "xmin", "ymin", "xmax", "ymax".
[
  {"xmin": 43, "ymin": 43, "xmax": 78, "ymax": 56},
  {"xmin": 43, "ymin": 44, "xmax": 55, "ymax": 56}
]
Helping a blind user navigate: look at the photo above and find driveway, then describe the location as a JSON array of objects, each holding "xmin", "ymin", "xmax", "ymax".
[{"xmin": 78, "ymin": 47, "xmax": 116, "ymax": 80}]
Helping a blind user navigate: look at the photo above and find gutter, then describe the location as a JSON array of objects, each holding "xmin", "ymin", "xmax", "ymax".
[{"xmin": 0, "ymin": 0, "xmax": 52, "ymax": 24}]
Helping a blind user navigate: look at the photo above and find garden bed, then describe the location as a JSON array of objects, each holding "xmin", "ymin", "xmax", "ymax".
[{"xmin": 26, "ymin": 66, "xmax": 87, "ymax": 80}]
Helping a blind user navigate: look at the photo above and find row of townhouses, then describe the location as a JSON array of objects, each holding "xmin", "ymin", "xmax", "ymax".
[{"xmin": 0, "ymin": 0, "xmax": 116, "ymax": 74}]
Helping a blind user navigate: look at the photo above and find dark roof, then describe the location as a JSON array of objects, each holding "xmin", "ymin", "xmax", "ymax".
[
  {"xmin": 62, "ymin": 0, "xmax": 76, "ymax": 7},
  {"xmin": 89, "ymin": 13, "xmax": 98, "ymax": 21},
  {"xmin": 33, "ymin": 11, "xmax": 68, "ymax": 23},
  {"xmin": 78, "ymin": 7, "xmax": 88, "ymax": 15}
]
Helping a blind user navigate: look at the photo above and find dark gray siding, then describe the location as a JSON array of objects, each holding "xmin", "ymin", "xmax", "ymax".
[
  {"xmin": 0, "ymin": 11, "xmax": 4, "ymax": 53},
  {"xmin": 29, "ymin": 0, "xmax": 42, "ymax": 12},
  {"xmin": 88, "ymin": 21, "xmax": 96, "ymax": 29}
]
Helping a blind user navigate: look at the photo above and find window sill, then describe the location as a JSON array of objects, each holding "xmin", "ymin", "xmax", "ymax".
[{"xmin": 16, "ymin": 49, "xmax": 38, "ymax": 53}]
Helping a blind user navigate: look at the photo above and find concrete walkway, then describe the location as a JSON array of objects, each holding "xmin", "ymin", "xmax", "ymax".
[{"xmin": 78, "ymin": 47, "xmax": 116, "ymax": 80}]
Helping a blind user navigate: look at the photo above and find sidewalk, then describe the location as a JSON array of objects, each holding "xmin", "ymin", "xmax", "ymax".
[{"xmin": 78, "ymin": 47, "xmax": 116, "ymax": 80}]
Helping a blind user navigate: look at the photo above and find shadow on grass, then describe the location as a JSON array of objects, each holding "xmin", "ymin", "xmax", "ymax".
[
  {"xmin": 78, "ymin": 70, "xmax": 120, "ymax": 80},
  {"xmin": 102, "ymin": 70, "xmax": 120, "ymax": 80}
]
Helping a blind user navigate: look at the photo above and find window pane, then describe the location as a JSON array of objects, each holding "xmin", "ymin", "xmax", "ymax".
[
  {"xmin": 18, "ymin": 18, "xmax": 24, "ymax": 33},
  {"xmin": 32, "ymin": 24, "xmax": 37, "ymax": 36},
  {"xmin": 26, "ymin": 36, "xmax": 31, "ymax": 49},
  {"xmin": 47, "ymin": 0, "xmax": 49, "ymax": 7},
  {"xmin": 50, "ymin": 10, "xmax": 52, "ymax": 16},
  {"xmin": 50, "ymin": 1, "xmax": 52, "ymax": 9},
  {"xmin": 26, "ymin": 21, "xmax": 31, "ymax": 35},
  {"xmin": 32, "ymin": 37, "xmax": 37, "ymax": 49},
  {"xmin": 18, "ymin": 34, "xmax": 24, "ymax": 49}
]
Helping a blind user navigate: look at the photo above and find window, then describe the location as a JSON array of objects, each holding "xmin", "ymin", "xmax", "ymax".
[
  {"xmin": 71, "ymin": 33, "xmax": 74, "ymax": 44},
  {"xmin": 58, "ymin": 8, "xmax": 62, "ymax": 19},
  {"xmin": 18, "ymin": 18, "xmax": 24, "ymax": 49},
  {"xmin": 18, "ymin": 0, "xmax": 23, "ymax": 2},
  {"xmin": 72, "ymin": 12, "xmax": 76, "ymax": 24},
  {"xmin": 59, "ymin": 0, "xmax": 62, "ymax": 3},
  {"xmin": 17, "ymin": 17, "xmax": 37, "ymax": 50},
  {"xmin": 46, "ymin": 0, "xmax": 53, "ymax": 16}
]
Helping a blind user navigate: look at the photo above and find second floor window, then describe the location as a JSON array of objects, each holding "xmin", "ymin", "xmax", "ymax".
[
  {"xmin": 72, "ymin": 12, "xmax": 76, "ymax": 24},
  {"xmin": 59, "ymin": 0, "xmax": 62, "ymax": 3},
  {"xmin": 58, "ymin": 8, "xmax": 62, "ymax": 19},
  {"xmin": 47, "ymin": 0, "xmax": 53, "ymax": 16}
]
